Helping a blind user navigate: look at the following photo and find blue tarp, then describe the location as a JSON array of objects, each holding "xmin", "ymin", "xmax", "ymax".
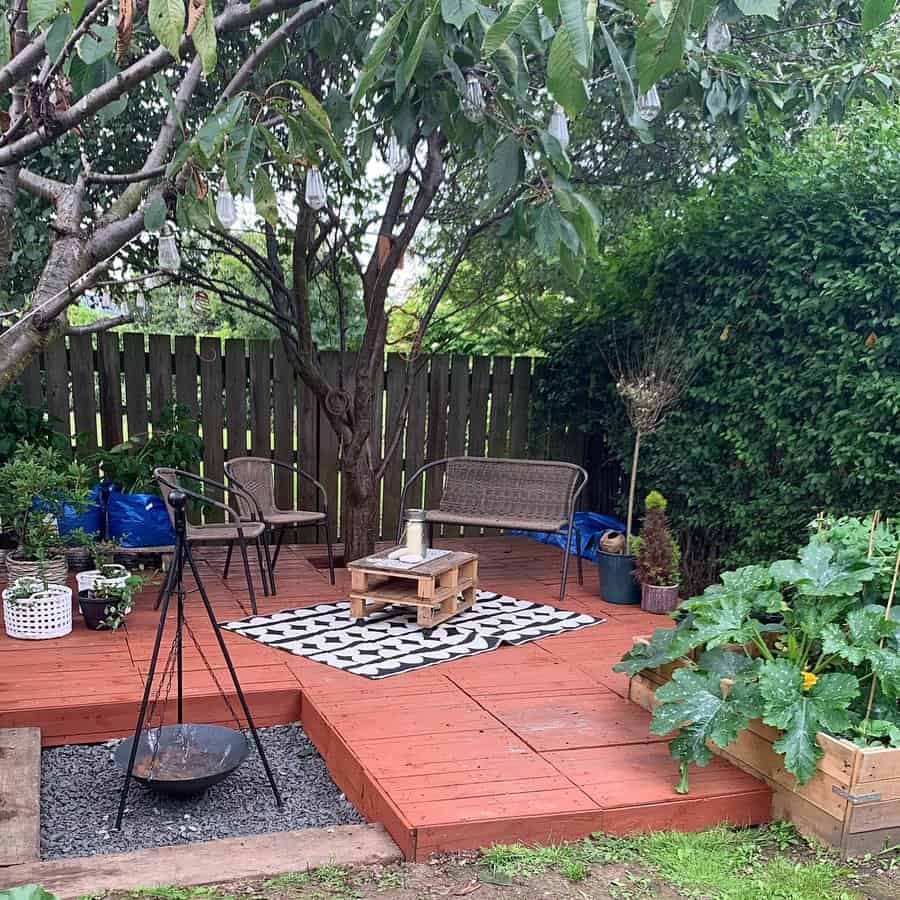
[
  {"xmin": 510, "ymin": 510, "xmax": 625, "ymax": 561},
  {"xmin": 106, "ymin": 489, "xmax": 175, "ymax": 547}
]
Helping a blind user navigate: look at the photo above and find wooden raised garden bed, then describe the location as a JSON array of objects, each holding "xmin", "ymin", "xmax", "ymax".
[{"xmin": 629, "ymin": 655, "xmax": 900, "ymax": 857}]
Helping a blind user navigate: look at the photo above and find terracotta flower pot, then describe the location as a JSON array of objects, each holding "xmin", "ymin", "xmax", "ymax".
[{"xmin": 640, "ymin": 583, "xmax": 680, "ymax": 614}]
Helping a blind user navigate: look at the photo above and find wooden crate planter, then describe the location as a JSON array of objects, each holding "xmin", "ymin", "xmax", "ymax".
[{"xmin": 629, "ymin": 660, "xmax": 900, "ymax": 856}]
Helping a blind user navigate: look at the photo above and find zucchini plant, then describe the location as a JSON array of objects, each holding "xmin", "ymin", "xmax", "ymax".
[{"xmin": 615, "ymin": 516, "xmax": 900, "ymax": 793}]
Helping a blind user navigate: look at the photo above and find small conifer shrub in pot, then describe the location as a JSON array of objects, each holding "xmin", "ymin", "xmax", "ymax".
[{"xmin": 633, "ymin": 491, "xmax": 681, "ymax": 614}]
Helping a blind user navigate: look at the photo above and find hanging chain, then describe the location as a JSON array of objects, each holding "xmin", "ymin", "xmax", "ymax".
[{"xmin": 183, "ymin": 615, "xmax": 244, "ymax": 730}]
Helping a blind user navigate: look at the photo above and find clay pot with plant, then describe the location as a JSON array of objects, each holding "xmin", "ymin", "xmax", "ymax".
[
  {"xmin": 632, "ymin": 491, "xmax": 682, "ymax": 614},
  {"xmin": 0, "ymin": 444, "xmax": 91, "ymax": 583}
]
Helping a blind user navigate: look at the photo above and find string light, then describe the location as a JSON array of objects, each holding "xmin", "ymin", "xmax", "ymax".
[
  {"xmin": 386, "ymin": 134, "xmax": 411, "ymax": 174},
  {"xmin": 304, "ymin": 166, "xmax": 326, "ymax": 210},
  {"xmin": 637, "ymin": 86, "xmax": 662, "ymax": 122},
  {"xmin": 215, "ymin": 176, "xmax": 237, "ymax": 229},
  {"xmin": 706, "ymin": 18, "xmax": 731, "ymax": 52},
  {"xmin": 548, "ymin": 103, "xmax": 570, "ymax": 150},
  {"xmin": 157, "ymin": 222, "xmax": 181, "ymax": 274},
  {"xmin": 463, "ymin": 72, "xmax": 485, "ymax": 123}
]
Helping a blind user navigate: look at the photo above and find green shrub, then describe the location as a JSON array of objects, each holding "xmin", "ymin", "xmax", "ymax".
[{"xmin": 538, "ymin": 109, "xmax": 900, "ymax": 590}]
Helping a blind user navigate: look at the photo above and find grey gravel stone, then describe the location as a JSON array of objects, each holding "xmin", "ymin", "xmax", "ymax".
[{"xmin": 40, "ymin": 723, "xmax": 363, "ymax": 859}]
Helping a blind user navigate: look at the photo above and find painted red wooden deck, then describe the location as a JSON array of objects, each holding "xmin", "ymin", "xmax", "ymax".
[{"xmin": 0, "ymin": 537, "xmax": 770, "ymax": 859}]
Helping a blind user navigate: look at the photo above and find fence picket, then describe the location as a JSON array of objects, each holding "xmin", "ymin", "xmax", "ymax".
[{"xmin": 14, "ymin": 334, "xmax": 614, "ymax": 543}]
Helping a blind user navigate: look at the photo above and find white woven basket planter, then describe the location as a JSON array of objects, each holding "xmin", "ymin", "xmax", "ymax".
[
  {"xmin": 2, "ymin": 584, "xmax": 73, "ymax": 640},
  {"xmin": 76, "ymin": 567, "xmax": 129, "ymax": 594}
]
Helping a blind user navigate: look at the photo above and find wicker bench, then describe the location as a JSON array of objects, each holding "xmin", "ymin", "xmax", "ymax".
[{"xmin": 398, "ymin": 457, "xmax": 587, "ymax": 601}]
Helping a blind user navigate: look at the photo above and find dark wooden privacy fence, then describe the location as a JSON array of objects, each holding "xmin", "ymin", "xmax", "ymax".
[{"xmin": 18, "ymin": 334, "xmax": 621, "ymax": 540}]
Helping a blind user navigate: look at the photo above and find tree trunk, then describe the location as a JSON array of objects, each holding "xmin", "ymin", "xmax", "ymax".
[{"xmin": 341, "ymin": 446, "xmax": 378, "ymax": 562}]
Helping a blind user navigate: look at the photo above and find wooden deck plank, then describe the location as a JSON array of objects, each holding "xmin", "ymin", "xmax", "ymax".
[
  {"xmin": 0, "ymin": 727, "xmax": 41, "ymax": 865},
  {"xmin": 0, "ymin": 537, "xmax": 770, "ymax": 862}
]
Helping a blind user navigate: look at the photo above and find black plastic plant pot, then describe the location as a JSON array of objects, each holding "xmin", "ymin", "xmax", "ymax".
[
  {"xmin": 595, "ymin": 551, "xmax": 641, "ymax": 605},
  {"xmin": 79, "ymin": 591, "xmax": 113, "ymax": 630}
]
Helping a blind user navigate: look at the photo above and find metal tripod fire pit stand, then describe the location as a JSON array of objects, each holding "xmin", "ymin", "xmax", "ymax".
[{"xmin": 114, "ymin": 491, "xmax": 282, "ymax": 829}]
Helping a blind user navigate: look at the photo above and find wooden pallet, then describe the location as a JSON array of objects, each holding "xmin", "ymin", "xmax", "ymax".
[
  {"xmin": 347, "ymin": 549, "xmax": 479, "ymax": 628},
  {"xmin": 0, "ymin": 727, "xmax": 41, "ymax": 866}
]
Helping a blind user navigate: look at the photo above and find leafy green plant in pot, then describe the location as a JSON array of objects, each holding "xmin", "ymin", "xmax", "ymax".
[
  {"xmin": 0, "ymin": 444, "xmax": 90, "ymax": 583},
  {"xmin": 73, "ymin": 535, "xmax": 130, "ymax": 594},
  {"xmin": 80, "ymin": 573, "xmax": 150, "ymax": 631},
  {"xmin": 596, "ymin": 329, "xmax": 692, "ymax": 605},
  {"xmin": 633, "ymin": 491, "xmax": 681, "ymax": 614}
]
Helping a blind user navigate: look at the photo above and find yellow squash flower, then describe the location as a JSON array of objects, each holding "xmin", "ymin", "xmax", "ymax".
[{"xmin": 802, "ymin": 671, "xmax": 818, "ymax": 691}]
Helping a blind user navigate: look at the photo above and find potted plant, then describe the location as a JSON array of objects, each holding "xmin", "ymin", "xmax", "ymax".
[
  {"xmin": 0, "ymin": 443, "xmax": 90, "ymax": 583},
  {"xmin": 632, "ymin": 491, "xmax": 681, "ymax": 614},
  {"xmin": 79, "ymin": 572, "xmax": 148, "ymax": 631},
  {"xmin": 2, "ymin": 574, "xmax": 73, "ymax": 640},
  {"xmin": 75, "ymin": 536, "xmax": 131, "ymax": 594},
  {"xmin": 596, "ymin": 329, "xmax": 693, "ymax": 605}
]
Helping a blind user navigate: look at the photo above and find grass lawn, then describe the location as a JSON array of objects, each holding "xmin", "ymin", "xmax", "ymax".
[{"xmin": 79, "ymin": 824, "xmax": 899, "ymax": 900}]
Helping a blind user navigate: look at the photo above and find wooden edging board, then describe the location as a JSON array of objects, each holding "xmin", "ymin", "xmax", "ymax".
[
  {"xmin": 629, "ymin": 656, "xmax": 900, "ymax": 857},
  {"xmin": 0, "ymin": 727, "xmax": 41, "ymax": 866},
  {"xmin": 0, "ymin": 824, "xmax": 402, "ymax": 899}
]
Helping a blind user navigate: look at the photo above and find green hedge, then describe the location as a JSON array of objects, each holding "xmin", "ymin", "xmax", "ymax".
[{"xmin": 539, "ymin": 112, "xmax": 900, "ymax": 590}]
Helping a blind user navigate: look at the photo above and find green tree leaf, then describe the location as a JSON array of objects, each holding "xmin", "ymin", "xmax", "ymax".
[
  {"xmin": 149, "ymin": 0, "xmax": 186, "ymax": 62},
  {"xmin": 441, "ymin": 0, "xmax": 478, "ymax": 28},
  {"xmin": 191, "ymin": 0, "xmax": 217, "ymax": 75},
  {"xmin": 253, "ymin": 168, "xmax": 279, "ymax": 226},
  {"xmin": 734, "ymin": 0, "xmax": 780, "ymax": 19},
  {"xmin": 547, "ymin": 25, "xmax": 588, "ymax": 115},
  {"xmin": 634, "ymin": 0, "xmax": 692, "ymax": 93},
  {"xmin": 483, "ymin": 0, "xmax": 538, "ymax": 58},
  {"xmin": 396, "ymin": 3, "xmax": 438, "ymax": 98},
  {"xmin": 143, "ymin": 195, "xmax": 169, "ymax": 233},
  {"xmin": 28, "ymin": 0, "xmax": 60, "ymax": 33},
  {"xmin": 487, "ymin": 135, "xmax": 524, "ymax": 196},
  {"xmin": 351, "ymin": 5, "xmax": 407, "ymax": 107},
  {"xmin": 44, "ymin": 13, "xmax": 72, "ymax": 62},
  {"xmin": 559, "ymin": 0, "xmax": 590, "ymax": 70},
  {"xmin": 862, "ymin": 0, "xmax": 896, "ymax": 32},
  {"xmin": 78, "ymin": 23, "xmax": 115, "ymax": 65}
]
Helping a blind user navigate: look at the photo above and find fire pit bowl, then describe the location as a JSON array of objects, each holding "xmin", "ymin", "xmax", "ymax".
[{"xmin": 114, "ymin": 724, "xmax": 250, "ymax": 796}]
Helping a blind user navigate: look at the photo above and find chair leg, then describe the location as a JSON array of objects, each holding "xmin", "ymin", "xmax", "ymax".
[
  {"xmin": 262, "ymin": 529, "xmax": 276, "ymax": 595},
  {"xmin": 223, "ymin": 541, "xmax": 234, "ymax": 579},
  {"xmin": 560, "ymin": 526, "xmax": 573, "ymax": 603},
  {"xmin": 271, "ymin": 526, "xmax": 286, "ymax": 570},
  {"xmin": 237, "ymin": 534, "xmax": 258, "ymax": 616},
  {"xmin": 323, "ymin": 520, "xmax": 335, "ymax": 585},
  {"xmin": 575, "ymin": 527, "xmax": 584, "ymax": 585},
  {"xmin": 254, "ymin": 537, "xmax": 270, "ymax": 596}
]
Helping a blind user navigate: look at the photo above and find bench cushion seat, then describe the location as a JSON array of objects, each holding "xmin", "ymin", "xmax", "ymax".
[{"xmin": 425, "ymin": 510, "xmax": 567, "ymax": 533}]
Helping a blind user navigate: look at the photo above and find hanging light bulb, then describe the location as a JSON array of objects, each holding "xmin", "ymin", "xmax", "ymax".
[
  {"xmin": 304, "ymin": 166, "xmax": 326, "ymax": 210},
  {"xmin": 637, "ymin": 85, "xmax": 662, "ymax": 122},
  {"xmin": 157, "ymin": 222, "xmax": 180, "ymax": 274},
  {"xmin": 216, "ymin": 176, "xmax": 238, "ymax": 229},
  {"xmin": 463, "ymin": 72, "xmax": 485, "ymax": 123},
  {"xmin": 706, "ymin": 18, "xmax": 731, "ymax": 53},
  {"xmin": 548, "ymin": 103, "xmax": 570, "ymax": 150},
  {"xmin": 385, "ymin": 134, "xmax": 411, "ymax": 174}
]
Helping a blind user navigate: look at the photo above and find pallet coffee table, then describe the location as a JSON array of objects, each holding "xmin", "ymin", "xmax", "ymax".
[{"xmin": 347, "ymin": 547, "xmax": 479, "ymax": 628}]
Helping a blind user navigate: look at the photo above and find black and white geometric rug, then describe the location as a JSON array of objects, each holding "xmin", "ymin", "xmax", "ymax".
[{"xmin": 220, "ymin": 591, "xmax": 604, "ymax": 679}]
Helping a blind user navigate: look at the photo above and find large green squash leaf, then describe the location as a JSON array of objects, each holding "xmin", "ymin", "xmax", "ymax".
[
  {"xmin": 613, "ymin": 618, "xmax": 700, "ymax": 676},
  {"xmin": 758, "ymin": 659, "xmax": 858, "ymax": 784},
  {"xmin": 770, "ymin": 540, "xmax": 875, "ymax": 597}
]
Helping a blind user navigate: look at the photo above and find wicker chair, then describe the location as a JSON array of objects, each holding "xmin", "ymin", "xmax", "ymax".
[
  {"xmin": 154, "ymin": 467, "xmax": 270, "ymax": 615},
  {"xmin": 224, "ymin": 456, "xmax": 334, "ymax": 589},
  {"xmin": 398, "ymin": 457, "xmax": 587, "ymax": 601}
]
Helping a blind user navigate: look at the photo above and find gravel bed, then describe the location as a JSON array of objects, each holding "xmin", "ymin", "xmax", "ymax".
[{"xmin": 41, "ymin": 723, "xmax": 363, "ymax": 859}]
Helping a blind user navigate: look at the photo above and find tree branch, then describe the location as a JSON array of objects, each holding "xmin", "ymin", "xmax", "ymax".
[
  {"xmin": 0, "ymin": 0, "xmax": 330, "ymax": 168},
  {"xmin": 65, "ymin": 312, "xmax": 133, "ymax": 335},
  {"xmin": 16, "ymin": 168, "xmax": 67, "ymax": 202}
]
